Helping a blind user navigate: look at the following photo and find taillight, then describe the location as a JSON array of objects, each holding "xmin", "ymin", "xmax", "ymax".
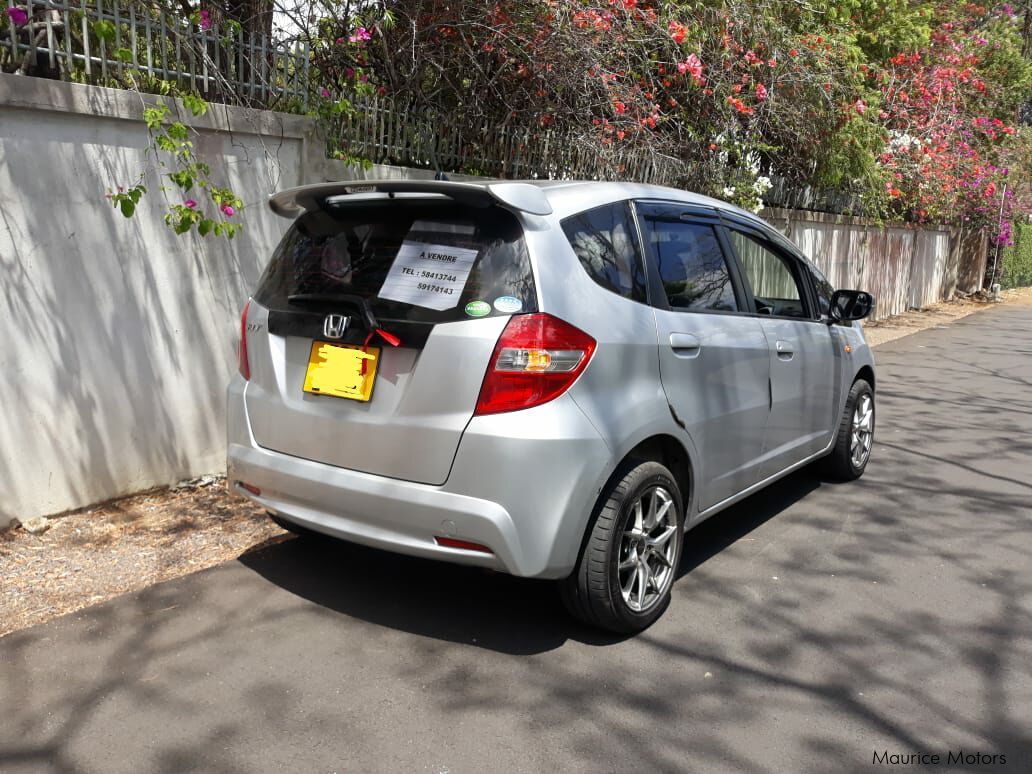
[
  {"xmin": 238, "ymin": 300, "xmax": 251, "ymax": 381},
  {"xmin": 475, "ymin": 313, "xmax": 596, "ymax": 416}
]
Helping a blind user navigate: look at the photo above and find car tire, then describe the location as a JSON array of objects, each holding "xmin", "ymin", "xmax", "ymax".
[
  {"xmin": 560, "ymin": 461, "xmax": 685, "ymax": 634},
  {"xmin": 821, "ymin": 378, "xmax": 875, "ymax": 481}
]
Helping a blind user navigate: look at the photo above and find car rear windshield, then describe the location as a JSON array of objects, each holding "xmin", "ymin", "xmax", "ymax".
[{"xmin": 254, "ymin": 198, "xmax": 537, "ymax": 324}]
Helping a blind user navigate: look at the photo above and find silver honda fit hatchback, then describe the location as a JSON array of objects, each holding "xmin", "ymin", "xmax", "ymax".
[{"xmin": 228, "ymin": 179, "xmax": 876, "ymax": 633}]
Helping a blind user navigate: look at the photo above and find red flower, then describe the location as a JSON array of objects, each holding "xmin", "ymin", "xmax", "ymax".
[
  {"xmin": 755, "ymin": 83, "xmax": 768, "ymax": 101},
  {"xmin": 728, "ymin": 97, "xmax": 754, "ymax": 115},
  {"xmin": 668, "ymin": 20, "xmax": 688, "ymax": 45}
]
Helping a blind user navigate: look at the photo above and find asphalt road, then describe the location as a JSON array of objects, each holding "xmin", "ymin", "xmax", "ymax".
[{"xmin": 2, "ymin": 304, "xmax": 1031, "ymax": 774}]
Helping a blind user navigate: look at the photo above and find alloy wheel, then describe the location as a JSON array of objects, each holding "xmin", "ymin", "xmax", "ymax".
[
  {"xmin": 618, "ymin": 485, "xmax": 679, "ymax": 613},
  {"xmin": 850, "ymin": 394, "xmax": 874, "ymax": 468}
]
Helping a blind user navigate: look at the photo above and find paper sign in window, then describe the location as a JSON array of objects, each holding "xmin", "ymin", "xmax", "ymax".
[{"xmin": 377, "ymin": 241, "xmax": 478, "ymax": 311}]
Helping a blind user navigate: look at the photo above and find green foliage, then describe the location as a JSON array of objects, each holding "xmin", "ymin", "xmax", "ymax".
[
  {"xmin": 92, "ymin": 19, "xmax": 116, "ymax": 44},
  {"xmin": 107, "ymin": 184, "xmax": 147, "ymax": 218},
  {"xmin": 112, "ymin": 92, "xmax": 243, "ymax": 239},
  {"xmin": 1001, "ymin": 223, "xmax": 1032, "ymax": 289}
]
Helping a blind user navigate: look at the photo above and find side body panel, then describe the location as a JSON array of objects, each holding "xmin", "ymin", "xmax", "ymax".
[
  {"xmin": 755, "ymin": 318, "xmax": 837, "ymax": 474},
  {"xmin": 652, "ymin": 310, "xmax": 771, "ymax": 509}
]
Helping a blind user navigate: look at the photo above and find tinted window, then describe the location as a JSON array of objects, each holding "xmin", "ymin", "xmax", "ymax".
[
  {"xmin": 562, "ymin": 202, "xmax": 647, "ymax": 302},
  {"xmin": 639, "ymin": 220, "xmax": 738, "ymax": 312},
  {"xmin": 808, "ymin": 262, "xmax": 835, "ymax": 317},
  {"xmin": 728, "ymin": 230, "xmax": 809, "ymax": 318},
  {"xmin": 254, "ymin": 200, "xmax": 536, "ymax": 323}
]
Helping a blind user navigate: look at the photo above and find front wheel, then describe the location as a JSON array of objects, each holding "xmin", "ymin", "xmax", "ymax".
[
  {"xmin": 822, "ymin": 379, "xmax": 875, "ymax": 481},
  {"xmin": 560, "ymin": 461, "xmax": 685, "ymax": 633}
]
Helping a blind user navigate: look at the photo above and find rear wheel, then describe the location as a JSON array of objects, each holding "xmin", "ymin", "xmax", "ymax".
[
  {"xmin": 822, "ymin": 379, "xmax": 875, "ymax": 481},
  {"xmin": 560, "ymin": 461, "xmax": 684, "ymax": 633}
]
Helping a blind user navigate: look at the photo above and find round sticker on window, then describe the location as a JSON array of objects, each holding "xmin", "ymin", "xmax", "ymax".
[
  {"xmin": 493, "ymin": 296, "xmax": 523, "ymax": 314},
  {"xmin": 464, "ymin": 300, "xmax": 492, "ymax": 317}
]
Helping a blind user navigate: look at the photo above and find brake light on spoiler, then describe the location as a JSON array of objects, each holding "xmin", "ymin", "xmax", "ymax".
[{"xmin": 474, "ymin": 313, "xmax": 596, "ymax": 416}]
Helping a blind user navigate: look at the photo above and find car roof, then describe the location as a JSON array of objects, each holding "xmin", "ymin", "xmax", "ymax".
[
  {"xmin": 269, "ymin": 178, "xmax": 768, "ymax": 230},
  {"xmin": 512, "ymin": 179, "xmax": 766, "ymax": 223}
]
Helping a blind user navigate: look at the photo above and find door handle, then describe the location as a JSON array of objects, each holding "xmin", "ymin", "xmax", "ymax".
[
  {"xmin": 775, "ymin": 339, "xmax": 795, "ymax": 360},
  {"xmin": 669, "ymin": 333, "xmax": 702, "ymax": 358}
]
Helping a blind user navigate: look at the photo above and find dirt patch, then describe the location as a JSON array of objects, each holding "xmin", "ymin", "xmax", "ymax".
[
  {"xmin": 3, "ymin": 285, "xmax": 1031, "ymax": 638},
  {"xmin": 863, "ymin": 286, "xmax": 1032, "ymax": 348},
  {"xmin": 0, "ymin": 481, "xmax": 286, "ymax": 638}
]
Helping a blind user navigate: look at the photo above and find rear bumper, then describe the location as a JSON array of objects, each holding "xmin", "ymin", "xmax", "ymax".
[{"xmin": 227, "ymin": 379, "xmax": 611, "ymax": 579}]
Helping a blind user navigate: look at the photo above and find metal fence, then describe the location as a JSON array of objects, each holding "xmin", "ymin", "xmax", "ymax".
[
  {"xmin": 331, "ymin": 96, "xmax": 692, "ymax": 184},
  {"xmin": 2, "ymin": 0, "xmax": 308, "ymax": 108}
]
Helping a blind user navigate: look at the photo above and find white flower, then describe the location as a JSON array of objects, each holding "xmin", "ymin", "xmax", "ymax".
[{"xmin": 722, "ymin": 186, "xmax": 736, "ymax": 198}]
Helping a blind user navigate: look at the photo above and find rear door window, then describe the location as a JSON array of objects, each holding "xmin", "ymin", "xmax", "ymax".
[
  {"xmin": 561, "ymin": 202, "xmax": 647, "ymax": 302},
  {"xmin": 638, "ymin": 219, "xmax": 739, "ymax": 312},
  {"xmin": 255, "ymin": 199, "xmax": 536, "ymax": 323}
]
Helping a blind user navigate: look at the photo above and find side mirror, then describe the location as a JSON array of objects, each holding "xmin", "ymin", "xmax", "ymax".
[{"xmin": 829, "ymin": 289, "xmax": 875, "ymax": 322}]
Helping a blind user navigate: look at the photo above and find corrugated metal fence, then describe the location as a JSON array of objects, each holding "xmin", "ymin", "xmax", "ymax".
[
  {"xmin": 764, "ymin": 208, "xmax": 988, "ymax": 321},
  {"xmin": 1, "ymin": 0, "xmax": 308, "ymax": 107}
]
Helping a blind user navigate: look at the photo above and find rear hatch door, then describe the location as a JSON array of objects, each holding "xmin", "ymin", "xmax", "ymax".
[{"xmin": 244, "ymin": 197, "xmax": 537, "ymax": 485}]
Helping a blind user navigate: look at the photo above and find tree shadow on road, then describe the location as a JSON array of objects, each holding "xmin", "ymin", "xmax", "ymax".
[{"xmin": 237, "ymin": 468, "xmax": 824, "ymax": 655}]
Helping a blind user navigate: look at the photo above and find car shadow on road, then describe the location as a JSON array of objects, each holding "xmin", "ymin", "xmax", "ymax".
[{"xmin": 239, "ymin": 468, "xmax": 825, "ymax": 655}]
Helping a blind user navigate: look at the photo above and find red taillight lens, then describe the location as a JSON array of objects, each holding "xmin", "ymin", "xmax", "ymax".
[
  {"xmin": 474, "ymin": 313, "xmax": 596, "ymax": 416},
  {"xmin": 238, "ymin": 300, "xmax": 251, "ymax": 381}
]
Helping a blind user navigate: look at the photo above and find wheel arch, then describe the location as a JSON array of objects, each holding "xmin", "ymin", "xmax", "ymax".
[{"xmin": 855, "ymin": 364, "xmax": 875, "ymax": 391}]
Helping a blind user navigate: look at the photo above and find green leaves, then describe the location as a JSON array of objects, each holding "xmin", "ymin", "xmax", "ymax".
[
  {"xmin": 92, "ymin": 20, "xmax": 116, "ymax": 44},
  {"xmin": 107, "ymin": 184, "xmax": 146, "ymax": 219},
  {"xmin": 180, "ymin": 92, "xmax": 208, "ymax": 117},
  {"xmin": 143, "ymin": 102, "xmax": 169, "ymax": 130},
  {"xmin": 110, "ymin": 90, "xmax": 244, "ymax": 240}
]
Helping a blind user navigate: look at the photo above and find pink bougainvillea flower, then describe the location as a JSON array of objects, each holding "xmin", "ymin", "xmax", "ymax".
[
  {"xmin": 335, "ymin": 37, "xmax": 344, "ymax": 45},
  {"xmin": 319, "ymin": 87, "xmax": 331, "ymax": 98},
  {"xmin": 221, "ymin": 203, "xmax": 235, "ymax": 217},
  {"xmin": 6, "ymin": 7, "xmax": 28, "ymax": 26},
  {"xmin": 198, "ymin": 9, "xmax": 211, "ymax": 30},
  {"xmin": 184, "ymin": 199, "xmax": 197, "ymax": 209},
  {"xmin": 755, "ymin": 83, "xmax": 768, "ymax": 101},
  {"xmin": 348, "ymin": 26, "xmax": 372, "ymax": 43},
  {"xmin": 854, "ymin": 98, "xmax": 867, "ymax": 115}
]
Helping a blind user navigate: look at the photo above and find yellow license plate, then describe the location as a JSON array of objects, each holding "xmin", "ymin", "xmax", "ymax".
[{"xmin": 303, "ymin": 341, "xmax": 380, "ymax": 401}]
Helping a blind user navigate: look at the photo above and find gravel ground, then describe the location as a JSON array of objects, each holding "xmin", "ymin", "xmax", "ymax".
[
  {"xmin": 0, "ymin": 481, "xmax": 286, "ymax": 638},
  {"xmin": 2, "ymin": 286, "xmax": 1030, "ymax": 639}
]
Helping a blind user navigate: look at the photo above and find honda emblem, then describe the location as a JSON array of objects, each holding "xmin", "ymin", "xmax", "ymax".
[{"xmin": 323, "ymin": 314, "xmax": 349, "ymax": 339}]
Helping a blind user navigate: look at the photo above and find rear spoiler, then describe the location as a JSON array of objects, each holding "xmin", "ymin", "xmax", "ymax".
[{"xmin": 268, "ymin": 180, "xmax": 553, "ymax": 218}]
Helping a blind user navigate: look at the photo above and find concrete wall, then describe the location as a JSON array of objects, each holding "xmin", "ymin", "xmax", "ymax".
[
  {"xmin": 0, "ymin": 74, "xmax": 988, "ymax": 525},
  {"xmin": 0, "ymin": 74, "xmax": 323, "ymax": 526}
]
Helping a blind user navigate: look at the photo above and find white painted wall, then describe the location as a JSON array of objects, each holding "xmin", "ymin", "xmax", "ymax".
[{"xmin": 0, "ymin": 76, "xmax": 319, "ymax": 526}]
